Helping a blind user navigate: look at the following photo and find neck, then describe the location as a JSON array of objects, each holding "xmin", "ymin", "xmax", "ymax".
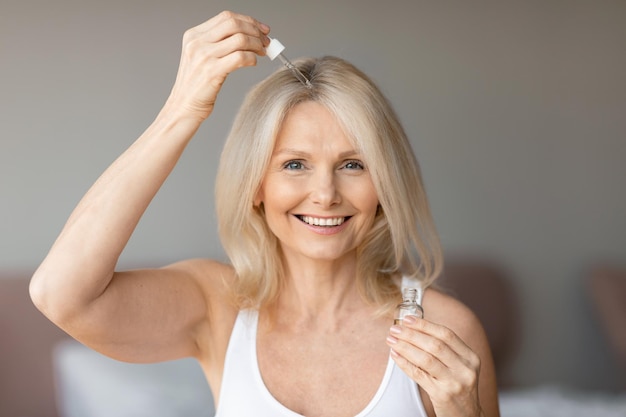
[{"xmin": 272, "ymin": 251, "xmax": 367, "ymax": 327}]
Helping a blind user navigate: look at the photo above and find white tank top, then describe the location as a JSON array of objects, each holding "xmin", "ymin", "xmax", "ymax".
[{"xmin": 215, "ymin": 307, "xmax": 428, "ymax": 417}]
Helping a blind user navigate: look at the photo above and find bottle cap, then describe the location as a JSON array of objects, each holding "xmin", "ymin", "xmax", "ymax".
[{"xmin": 265, "ymin": 37, "xmax": 285, "ymax": 61}]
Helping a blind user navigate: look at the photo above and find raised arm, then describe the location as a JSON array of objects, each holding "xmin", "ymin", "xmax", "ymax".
[{"xmin": 29, "ymin": 11, "xmax": 270, "ymax": 363}]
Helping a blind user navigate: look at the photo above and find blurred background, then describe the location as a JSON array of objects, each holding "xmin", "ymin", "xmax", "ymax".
[{"xmin": 1, "ymin": 0, "xmax": 625, "ymax": 416}]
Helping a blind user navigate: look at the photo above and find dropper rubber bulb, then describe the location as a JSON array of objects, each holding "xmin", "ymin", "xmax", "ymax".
[{"xmin": 265, "ymin": 37, "xmax": 312, "ymax": 89}]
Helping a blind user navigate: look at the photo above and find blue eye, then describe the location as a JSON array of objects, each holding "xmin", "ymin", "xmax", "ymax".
[
  {"xmin": 284, "ymin": 160, "xmax": 304, "ymax": 170},
  {"xmin": 344, "ymin": 160, "xmax": 365, "ymax": 170}
]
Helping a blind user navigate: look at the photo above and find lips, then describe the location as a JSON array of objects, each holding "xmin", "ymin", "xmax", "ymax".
[{"xmin": 296, "ymin": 215, "xmax": 350, "ymax": 227}]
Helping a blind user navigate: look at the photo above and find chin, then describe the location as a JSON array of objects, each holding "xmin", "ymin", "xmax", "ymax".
[{"xmin": 287, "ymin": 244, "xmax": 357, "ymax": 264}]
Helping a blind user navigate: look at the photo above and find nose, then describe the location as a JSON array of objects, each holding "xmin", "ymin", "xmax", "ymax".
[{"xmin": 309, "ymin": 170, "xmax": 341, "ymax": 208}]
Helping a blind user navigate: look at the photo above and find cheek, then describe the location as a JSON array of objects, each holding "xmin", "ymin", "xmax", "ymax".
[
  {"xmin": 259, "ymin": 178, "xmax": 303, "ymax": 215},
  {"xmin": 348, "ymin": 180, "xmax": 379, "ymax": 212},
  {"xmin": 365, "ymin": 188, "xmax": 380, "ymax": 209}
]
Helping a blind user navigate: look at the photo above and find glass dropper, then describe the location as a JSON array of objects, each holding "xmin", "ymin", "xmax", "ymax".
[{"xmin": 266, "ymin": 37, "xmax": 312, "ymax": 89}]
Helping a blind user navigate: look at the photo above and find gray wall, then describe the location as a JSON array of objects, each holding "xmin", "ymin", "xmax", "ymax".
[{"xmin": 2, "ymin": 0, "xmax": 625, "ymax": 391}]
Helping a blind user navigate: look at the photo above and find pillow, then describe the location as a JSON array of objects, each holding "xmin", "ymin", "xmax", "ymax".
[{"xmin": 54, "ymin": 340, "xmax": 215, "ymax": 417}]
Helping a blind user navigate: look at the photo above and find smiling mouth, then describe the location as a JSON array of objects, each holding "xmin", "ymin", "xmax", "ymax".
[{"xmin": 296, "ymin": 215, "xmax": 350, "ymax": 227}]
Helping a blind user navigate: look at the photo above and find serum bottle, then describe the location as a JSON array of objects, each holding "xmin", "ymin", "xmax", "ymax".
[{"xmin": 394, "ymin": 287, "xmax": 424, "ymax": 325}]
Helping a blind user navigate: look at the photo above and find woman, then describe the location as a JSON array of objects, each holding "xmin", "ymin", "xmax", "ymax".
[{"xmin": 30, "ymin": 11, "xmax": 499, "ymax": 417}]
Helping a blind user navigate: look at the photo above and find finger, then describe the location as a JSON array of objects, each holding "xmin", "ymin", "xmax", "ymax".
[
  {"xmin": 210, "ymin": 32, "xmax": 268, "ymax": 59},
  {"xmin": 209, "ymin": 18, "xmax": 270, "ymax": 45},
  {"xmin": 390, "ymin": 349, "xmax": 456, "ymax": 401},
  {"xmin": 388, "ymin": 332, "xmax": 480, "ymax": 396},
  {"xmin": 390, "ymin": 342, "xmax": 455, "ymax": 401},
  {"xmin": 219, "ymin": 50, "xmax": 260, "ymax": 73},
  {"xmin": 183, "ymin": 19, "xmax": 269, "ymax": 63},
  {"xmin": 390, "ymin": 347, "xmax": 479, "ymax": 410},
  {"xmin": 387, "ymin": 333, "xmax": 452, "ymax": 380},
  {"xmin": 401, "ymin": 316, "xmax": 477, "ymax": 367},
  {"xmin": 191, "ymin": 11, "xmax": 270, "ymax": 44},
  {"xmin": 388, "ymin": 346, "xmax": 441, "ymax": 394},
  {"xmin": 389, "ymin": 320, "xmax": 482, "ymax": 394},
  {"xmin": 210, "ymin": 10, "xmax": 270, "ymax": 34},
  {"xmin": 187, "ymin": 49, "xmax": 259, "ymax": 92},
  {"xmin": 390, "ymin": 324, "xmax": 462, "ymax": 372}
]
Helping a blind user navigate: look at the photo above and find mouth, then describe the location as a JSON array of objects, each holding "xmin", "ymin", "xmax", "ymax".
[{"xmin": 295, "ymin": 215, "xmax": 351, "ymax": 227}]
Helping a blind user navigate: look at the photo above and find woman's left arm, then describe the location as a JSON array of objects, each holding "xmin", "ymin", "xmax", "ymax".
[{"xmin": 386, "ymin": 292, "xmax": 500, "ymax": 417}]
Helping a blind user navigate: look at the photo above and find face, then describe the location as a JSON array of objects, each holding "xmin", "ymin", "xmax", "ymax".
[{"xmin": 256, "ymin": 101, "xmax": 379, "ymax": 264}]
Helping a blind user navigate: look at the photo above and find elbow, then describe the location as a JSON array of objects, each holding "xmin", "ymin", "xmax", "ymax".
[
  {"xmin": 29, "ymin": 269, "xmax": 77, "ymax": 326},
  {"xmin": 29, "ymin": 269, "xmax": 55, "ymax": 318}
]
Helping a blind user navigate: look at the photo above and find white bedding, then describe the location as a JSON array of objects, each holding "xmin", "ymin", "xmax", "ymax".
[
  {"xmin": 500, "ymin": 385, "xmax": 626, "ymax": 417},
  {"xmin": 54, "ymin": 340, "xmax": 214, "ymax": 417}
]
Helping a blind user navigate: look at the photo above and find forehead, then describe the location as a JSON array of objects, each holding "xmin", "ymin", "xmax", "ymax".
[{"xmin": 274, "ymin": 101, "xmax": 358, "ymax": 154}]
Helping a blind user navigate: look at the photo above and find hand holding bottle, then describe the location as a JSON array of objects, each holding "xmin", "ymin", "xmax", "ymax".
[{"xmin": 386, "ymin": 315, "xmax": 484, "ymax": 417}]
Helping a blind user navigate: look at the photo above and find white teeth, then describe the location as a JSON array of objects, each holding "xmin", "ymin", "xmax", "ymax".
[{"xmin": 300, "ymin": 216, "xmax": 345, "ymax": 226}]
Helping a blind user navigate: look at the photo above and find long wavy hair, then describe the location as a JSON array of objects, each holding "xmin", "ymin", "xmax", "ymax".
[{"xmin": 215, "ymin": 56, "xmax": 443, "ymax": 314}]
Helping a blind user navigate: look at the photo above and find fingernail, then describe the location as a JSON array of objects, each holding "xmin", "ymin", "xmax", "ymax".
[
  {"xmin": 259, "ymin": 22, "xmax": 270, "ymax": 33},
  {"xmin": 403, "ymin": 315, "xmax": 417, "ymax": 324},
  {"xmin": 390, "ymin": 348, "xmax": 399, "ymax": 358},
  {"xmin": 390, "ymin": 325, "xmax": 402, "ymax": 334},
  {"xmin": 386, "ymin": 335, "xmax": 398, "ymax": 345}
]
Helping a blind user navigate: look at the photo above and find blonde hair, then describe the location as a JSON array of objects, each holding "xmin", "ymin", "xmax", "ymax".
[{"xmin": 215, "ymin": 56, "xmax": 443, "ymax": 313}]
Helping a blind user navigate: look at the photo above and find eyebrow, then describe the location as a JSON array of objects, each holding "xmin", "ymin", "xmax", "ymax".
[{"xmin": 273, "ymin": 148, "xmax": 361, "ymax": 159}]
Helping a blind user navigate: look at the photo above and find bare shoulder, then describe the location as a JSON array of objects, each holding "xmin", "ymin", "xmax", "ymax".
[{"xmin": 422, "ymin": 287, "xmax": 487, "ymax": 348}]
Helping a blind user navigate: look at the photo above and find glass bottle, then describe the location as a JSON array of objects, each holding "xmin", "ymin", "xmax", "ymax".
[{"xmin": 394, "ymin": 287, "xmax": 424, "ymax": 325}]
